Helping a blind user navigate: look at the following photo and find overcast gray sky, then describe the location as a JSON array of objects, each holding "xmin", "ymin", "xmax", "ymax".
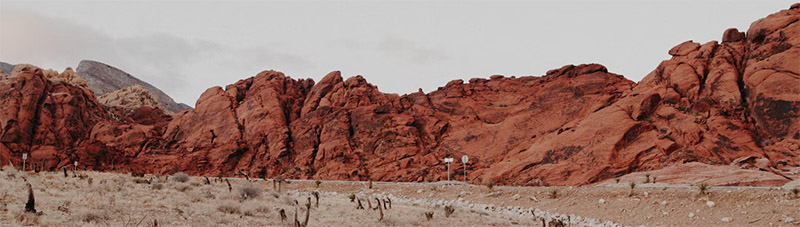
[{"xmin": 0, "ymin": 0, "xmax": 793, "ymax": 107}]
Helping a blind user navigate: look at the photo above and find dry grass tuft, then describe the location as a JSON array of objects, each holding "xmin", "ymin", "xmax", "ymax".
[
  {"xmin": 217, "ymin": 203, "xmax": 241, "ymax": 214},
  {"xmin": 151, "ymin": 183, "xmax": 164, "ymax": 190}
]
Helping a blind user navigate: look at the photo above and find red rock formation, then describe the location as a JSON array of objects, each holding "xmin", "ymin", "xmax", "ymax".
[{"xmin": 0, "ymin": 5, "xmax": 798, "ymax": 185}]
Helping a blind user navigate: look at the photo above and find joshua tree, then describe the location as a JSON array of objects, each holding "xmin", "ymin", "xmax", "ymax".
[
  {"xmin": 376, "ymin": 198, "xmax": 384, "ymax": 221},
  {"xmin": 204, "ymin": 176, "xmax": 211, "ymax": 185},
  {"xmin": 25, "ymin": 183, "xmax": 36, "ymax": 213},
  {"xmin": 312, "ymin": 191, "xmax": 320, "ymax": 207},
  {"xmin": 424, "ymin": 211, "xmax": 434, "ymax": 221},
  {"xmin": 628, "ymin": 182, "xmax": 637, "ymax": 197},
  {"xmin": 225, "ymin": 179, "xmax": 232, "ymax": 192},
  {"xmin": 274, "ymin": 175, "xmax": 284, "ymax": 192},
  {"xmin": 444, "ymin": 205, "xmax": 455, "ymax": 218},
  {"xmin": 315, "ymin": 180, "xmax": 322, "ymax": 188},
  {"xmin": 356, "ymin": 198, "xmax": 365, "ymax": 210},
  {"xmin": 279, "ymin": 209, "xmax": 287, "ymax": 222}
]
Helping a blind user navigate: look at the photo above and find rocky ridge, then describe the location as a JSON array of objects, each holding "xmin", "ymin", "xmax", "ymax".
[
  {"xmin": 76, "ymin": 60, "xmax": 190, "ymax": 113},
  {"xmin": 0, "ymin": 5, "xmax": 799, "ymax": 186}
]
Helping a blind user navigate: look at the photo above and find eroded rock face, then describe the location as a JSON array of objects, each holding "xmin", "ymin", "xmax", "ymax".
[
  {"xmin": 476, "ymin": 6, "xmax": 800, "ymax": 185},
  {"xmin": 0, "ymin": 5, "xmax": 799, "ymax": 185},
  {"xmin": 99, "ymin": 85, "xmax": 167, "ymax": 116}
]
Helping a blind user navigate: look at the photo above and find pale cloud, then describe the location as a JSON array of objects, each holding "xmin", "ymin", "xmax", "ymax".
[
  {"xmin": 0, "ymin": 9, "xmax": 313, "ymax": 107},
  {"xmin": 0, "ymin": 1, "xmax": 794, "ymax": 105}
]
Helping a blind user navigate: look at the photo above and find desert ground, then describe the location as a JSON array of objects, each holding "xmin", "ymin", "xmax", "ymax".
[{"xmin": 1, "ymin": 167, "xmax": 798, "ymax": 226}]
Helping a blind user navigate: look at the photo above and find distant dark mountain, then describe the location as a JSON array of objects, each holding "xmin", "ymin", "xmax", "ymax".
[
  {"xmin": 0, "ymin": 61, "xmax": 14, "ymax": 74},
  {"xmin": 76, "ymin": 60, "xmax": 191, "ymax": 113}
]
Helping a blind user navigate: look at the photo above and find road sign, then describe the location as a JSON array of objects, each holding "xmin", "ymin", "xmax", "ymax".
[
  {"xmin": 461, "ymin": 155, "xmax": 468, "ymax": 163},
  {"xmin": 74, "ymin": 161, "xmax": 78, "ymax": 172},
  {"xmin": 444, "ymin": 158, "xmax": 453, "ymax": 163},
  {"xmin": 22, "ymin": 154, "xmax": 27, "ymax": 171}
]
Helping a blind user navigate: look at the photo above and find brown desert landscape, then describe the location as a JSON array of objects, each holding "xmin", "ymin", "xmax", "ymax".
[{"xmin": 1, "ymin": 2, "xmax": 800, "ymax": 227}]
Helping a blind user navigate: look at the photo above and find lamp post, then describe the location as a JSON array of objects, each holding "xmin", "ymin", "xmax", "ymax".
[
  {"xmin": 444, "ymin": 157, "xmax": 454, "ymax": 181},
  {"xmin": 461, "ymin": 155, "xmax": 469, "ymax": 183}
]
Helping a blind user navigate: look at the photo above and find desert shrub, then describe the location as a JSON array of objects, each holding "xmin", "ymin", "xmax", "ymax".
[
  {"xmin": 175, "ymin": 184, "xmax": 192, "ymax": 192},
  {"xmin": 133, "ymin": 178, "xmax": 150, "ymax": 184},
  {"xmin": 151, "ymin": 183, "xmax": 164, "ymax": 190},
  {"xmin": 549, "ymin": 189, "xmax": 559, "ymax": 199},
  {"xmin": 487, "ymin": 181, "xmax": 495, "ymax": 190},
  {"xmin": 217, "ymin": 203, "xmax": 241, "ymax": 214},
  {"xmin": 172, "ymin": 172, "xmax": 189, "ymax": 183},
  {"xmin": 15, "ymin": 212, "xmax": 40, "ymax": 225},
  {"xmin": 315, "ymin": 180, "xmax": 322, "ymax": 188},
  {"xmin": 697, "ymin": 183, "xmax": 709, "ymax": 195},
  {"xmin": 790, "ymin": 188, "xmax": 799, "ymax": 199},
  {"xmin": 78, "ymin": 211, "xmax": 107, "ymax": 223},
  {"xmin": 236, "ymin": 182, "xmax": 262, "ymax": 200}
]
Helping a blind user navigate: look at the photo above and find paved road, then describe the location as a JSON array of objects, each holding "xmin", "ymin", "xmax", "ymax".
[{"xmin": 222, "ymin": 177, "xmax": 787, "ymax": 190}]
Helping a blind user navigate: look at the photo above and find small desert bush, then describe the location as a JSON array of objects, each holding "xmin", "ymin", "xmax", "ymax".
[
  {"xmin": 132, "ymin": 178, "xmax": 150, "ymax": 184},
  {"xmin": 236, "ymin": 182, "xmax": 263, "ymax": 200},
  {"xmin": 549, "ymin": 189, "xmax": 559, "ymax": 199},
  {"xmin": 697, "ymin": 182, "xmax": 709, "ymax": 195},
  {"xmin": 175, "ymin": 183, "xmax": 192, "ymax": 192},
  {"xmin": 790, "ymin": 188, "xmax": 799, "ymax": 198},
  {"xmin": 15, "ymin": 212, "xmax": 40, "ymax": 225},
  {"xmin": 151, "ymin": 183, "xmax": 164, "ymax": 190},
  {"xmin": 486, "ymin": 181, "xmax": 495, "ymax": 190},
  {"xmin": 173, "ymin": 172, "xmax": 189, "ymax": 183},
  {"xmin": 77, "ymin": 210, "xmax": 108, "ymax": 223},
  {"xmin": 217, "ymin": 203, "xmax": 241, "ymax": 214}
]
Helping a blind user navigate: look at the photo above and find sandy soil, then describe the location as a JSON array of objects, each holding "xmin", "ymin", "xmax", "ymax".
[{"xmin": 1, "ymin": 167, "xmax": 798, "ymax": 226}]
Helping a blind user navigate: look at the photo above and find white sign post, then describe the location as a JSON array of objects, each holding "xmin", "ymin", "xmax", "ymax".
[
  {"xmin": 461, "ymin": 155, "xmax": 468, "ymax": 182},
  {"xmin": 74, "ymin": 161, "xmax": 78, "ymax": 172},
  {"xmin": 444, "ymin": 158, "xmax": 454, "ymax": 181},
  {"xmin": 22, "ymin": 154, "xmax": 27, "ymax": 171}
]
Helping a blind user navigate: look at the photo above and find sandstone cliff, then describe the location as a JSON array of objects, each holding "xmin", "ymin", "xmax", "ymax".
[{"xmin": 0, "ymin": 5, "xmax": 798, "ymax": 185}]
